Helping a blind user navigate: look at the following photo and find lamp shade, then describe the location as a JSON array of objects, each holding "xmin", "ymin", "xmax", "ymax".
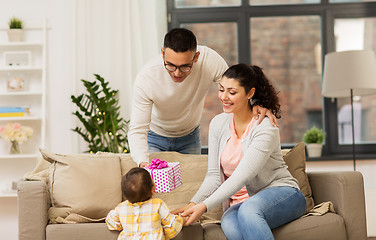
[{"xmin": 322, "ymin": 50, "xmax": 376, "ymax": 98}]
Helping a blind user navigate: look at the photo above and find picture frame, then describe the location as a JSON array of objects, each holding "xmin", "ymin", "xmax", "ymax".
[
  {"xmin": 7, "ymin": 73, "xmax": 25, "ymax": 92},
  {"xmin": 3, "ymin": 51, "xmax": 31, "ymax": 67}
]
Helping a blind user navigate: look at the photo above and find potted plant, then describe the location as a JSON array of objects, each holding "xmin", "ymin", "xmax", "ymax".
[
  {"xmin": 71, "ymin": 74, "xmax": 130, "ymax": 153},
  {"xmin": 303, "ymin": 126, "xmax": 326, "ymax": 158},
  {"xmin": 7, "ymin": 17, "xmax": 23, "ymax": 42}
]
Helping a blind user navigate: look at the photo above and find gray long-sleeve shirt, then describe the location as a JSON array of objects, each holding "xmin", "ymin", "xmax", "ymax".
[{"xmin": 191, "ymin": 113, "xmax": 299, "ymax": 211}]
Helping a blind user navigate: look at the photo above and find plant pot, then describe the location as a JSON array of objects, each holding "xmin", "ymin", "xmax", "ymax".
[
  {"xmin": 7, "ymin": 29, "xmax": 23, "ymax": 42},
  {"xmin": 306, "ymin": 143, "xmax": 323, "ymax": 158}
]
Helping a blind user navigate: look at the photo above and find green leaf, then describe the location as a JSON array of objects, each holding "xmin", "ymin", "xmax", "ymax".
[{"xmin": 71, "ymin": 74, "xmax": 130, "ymax": 154}]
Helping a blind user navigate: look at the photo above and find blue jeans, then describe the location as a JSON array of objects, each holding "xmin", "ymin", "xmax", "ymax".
[
  {"xmin": 147, "ymin": 125, "xmax": 201, "ymax": 154},
  {"xmin": 221, "ymin": 186, "xmax": 306, "ymax": 240}
]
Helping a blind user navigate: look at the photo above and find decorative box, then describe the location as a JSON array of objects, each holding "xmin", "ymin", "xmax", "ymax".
[
  {"xmin": 145, "ymin": 159, "xmax": 182, "ymax": 193},
  {"xmin": 4, "ymin": 51, "xmax": 31, "ymax": 67}
]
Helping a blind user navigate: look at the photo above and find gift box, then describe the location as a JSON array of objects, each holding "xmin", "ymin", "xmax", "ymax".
[{"xmin": 145, "ymin": 159, "xmax": 182, "ymax": 193}]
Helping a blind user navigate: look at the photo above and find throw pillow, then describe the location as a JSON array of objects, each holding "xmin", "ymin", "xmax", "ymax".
[
  {"xmin": 39, "ymin": 149, "xmax": 122, "ymax": 222},
  {"xmin": 95, "ymin": 151, "xmax": 137, "ymax": 176},
  {"xmin": 282, "ymin": 142, "xmax": 315, "ymax": 212}
]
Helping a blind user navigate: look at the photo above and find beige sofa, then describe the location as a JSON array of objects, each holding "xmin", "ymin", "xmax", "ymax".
[{"xmin": 18, "ymin": 145, "xmax": 367, "ymax": 240}]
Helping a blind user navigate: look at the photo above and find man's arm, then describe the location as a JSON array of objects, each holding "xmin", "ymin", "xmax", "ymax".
[
  {"xmin": 204, "ymin": 46, "xmax": 228, "ymax": 83},
  {"xmin": 128, "ymin": 80, "xmax": 153, "ymax": 166}
]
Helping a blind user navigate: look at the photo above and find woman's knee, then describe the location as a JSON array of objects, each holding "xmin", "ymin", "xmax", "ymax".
[
  {"xmin": 221, "ymin": 207, "xmax": 237, "ymax": 227},
  {"xmin": 237, "ymin": 199, "xmax": 263, "ymax": 219},
  {"xmin": 221, "ymin": 206, "xmax": 242, "ymax": 239}
]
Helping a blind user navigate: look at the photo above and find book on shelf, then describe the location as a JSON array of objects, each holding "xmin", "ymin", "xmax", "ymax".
[
  {"xmin": 0, "ymin": 106, "xmax": 30, "ymax": 117},
  {"xmin": 0, "ymin": 112, "xmax": 29, "ymax": 117}
]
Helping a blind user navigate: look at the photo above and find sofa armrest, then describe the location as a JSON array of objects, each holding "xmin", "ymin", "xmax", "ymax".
[
  {"xmin": 308, "ymin": 171, "xmax": 367, "ymax": 240},
  {"xmin": 18, "ymin": 180, "xmax": 50, "ymax": 240}
]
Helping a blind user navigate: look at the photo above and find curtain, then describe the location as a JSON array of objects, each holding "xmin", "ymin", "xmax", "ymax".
[
  {"xmin": 74, "ymin": 0, "xmax": 167, "ymax": 120},
  {"xmin": 73, "ymin": 0, "xmax": 167, "ymax": 152}
]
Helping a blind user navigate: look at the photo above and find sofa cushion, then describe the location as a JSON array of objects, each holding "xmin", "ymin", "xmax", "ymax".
[
  {"xmin": 200, "ymin": 213, "xmax": 348, "ymax": 240},
  {"xmin": 95, "ymin": 151, "xmax": 137, "ymax": 176},
  {"xmin": 203, "ymin": 223, "xmax": 227, "ymax": 240},
  {"xmin": 46, "ymin": 222, "xmax": 204, "ymax": 240},
  {"xmin": 46, "ymin": 223, "xmax": 119, "ymax": 240},
  {"xmin": 272, "ymin": 213, "xmax": 347, "ymax": 240},
  {"xmin": 40, "ymin": 149, "xmax": 122, "ymax": 222},
  {"xmin": 282, "ymin": 142, "xmax": 314, "ymax": 212}
]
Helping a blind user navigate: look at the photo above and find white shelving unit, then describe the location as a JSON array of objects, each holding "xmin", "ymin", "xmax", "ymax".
[{"xmin": 0, "ymin": 20, "xmax": 47, "ymax": 197}]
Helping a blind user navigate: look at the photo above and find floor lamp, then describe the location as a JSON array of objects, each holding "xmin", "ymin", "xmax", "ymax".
[{"xmin": 322, "ymin": 50, "xmax": 376, "ymax": 171}]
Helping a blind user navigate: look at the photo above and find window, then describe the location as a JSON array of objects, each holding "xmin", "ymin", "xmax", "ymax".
[
  {"xmin": 250, "ymin": 0, "xmax": 320, "ymax": 5},
  {"xmin": 334, "ymin": 18, "xmax": 376, "ymax": 145},
  {"xmin": 181, "ymin": 22, "xmax": 238, "ymax": 144},
  {"xmin": 250, "ymin": 16, "xmax": 322, "ymax": 144},
  {"xmin": 168, "ymin": 0, "xmax": 376, "ymax": 157},
  {"xmin": 175, "ymin": 0, "xmax": 240, "ymax": 8}
]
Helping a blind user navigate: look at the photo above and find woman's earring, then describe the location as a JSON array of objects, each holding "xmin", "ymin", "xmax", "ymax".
[{"xmin": 249, "ymin": 98, "xmax": 256, "ymax": 105}]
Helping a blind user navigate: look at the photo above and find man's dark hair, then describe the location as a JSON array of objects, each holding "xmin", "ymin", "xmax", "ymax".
[
  {"xmin": 121, "ymin": 167, "xmax": 154, "ymax": 203},
  {"xmin": 163, "ymin": 28, "xmax": 197, "ymax": 52}
]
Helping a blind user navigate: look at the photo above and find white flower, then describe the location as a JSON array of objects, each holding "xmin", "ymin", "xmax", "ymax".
[
  {"xmin": 23, "ymin": 126, "xmax": 33, "ymax": 138},
  {"xmin": 0, "ymin": 122, "xmax": 33, "ymax": 144},
  {"xmin": 14, "ymin": 131, "xmax": 27, "ymax": 144}
]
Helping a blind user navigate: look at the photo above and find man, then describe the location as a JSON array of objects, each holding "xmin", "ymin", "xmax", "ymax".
[{"xmin": 128, "ymin": 28, "xmax": 276, "ymax": 167}]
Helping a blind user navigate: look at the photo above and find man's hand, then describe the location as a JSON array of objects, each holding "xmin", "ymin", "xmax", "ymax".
[
  {"xmin": 181, "ymin": 202, "xmax": 207, "ymax": 226},
  {"xmin": 139, "ymin": 162, "xmax": 150, "ymax": 168},
  {"xmin": 253, "ymin": 105, "xmax": 279, "ymax": 127}
]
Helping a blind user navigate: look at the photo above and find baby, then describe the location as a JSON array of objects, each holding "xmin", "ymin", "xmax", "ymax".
[{"xmin": 106, "ymin": 167, "xmax": 187, "ymax": 239}]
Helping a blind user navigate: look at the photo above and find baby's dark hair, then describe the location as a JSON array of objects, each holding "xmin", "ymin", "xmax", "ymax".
[
  {"xmin": 222, "ymin": 64, "xmax": 281, "ymax": 119},
  {"xmin": 164, "ymin": 28, "xmax": 197, "ymax": 52},
  {"xmin": 121, "ymin": 167, "xmax": 154, "ymax": 203}
]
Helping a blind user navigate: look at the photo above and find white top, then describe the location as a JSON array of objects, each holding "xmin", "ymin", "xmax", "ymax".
[
  {"xmin": 191, "ymin": 113, "xmax": 299, "ymax": 211},
  {"xmin": 128, "ymin": 46, "xmax": 228, "ymax": 165}
]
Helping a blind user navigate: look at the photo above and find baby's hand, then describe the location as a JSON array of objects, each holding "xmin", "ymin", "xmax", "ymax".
[{"xmin": 179, "ymin": 214, "xmax": 189, "ymax": 224}]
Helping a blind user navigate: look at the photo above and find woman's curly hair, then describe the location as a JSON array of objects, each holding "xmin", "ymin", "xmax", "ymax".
[{"xmin": 222, "ymin": 64, "xmax": 281, "ymax": 119}]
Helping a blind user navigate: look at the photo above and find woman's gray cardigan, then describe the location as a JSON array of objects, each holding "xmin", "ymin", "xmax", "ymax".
[{"xmin": 191, "ymin": 113, "xmax": 299, "ymax": 211}]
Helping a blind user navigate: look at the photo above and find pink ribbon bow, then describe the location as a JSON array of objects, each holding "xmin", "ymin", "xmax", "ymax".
[
  {"xmin": 149, "ymin": 158, "xmax": 168, "ymax": 169},
  {"xmin": 148, "ymin": 158, "xmax": 168, "ymax": 181}
]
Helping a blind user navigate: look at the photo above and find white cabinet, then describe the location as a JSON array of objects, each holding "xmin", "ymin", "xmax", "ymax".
[{"xmin": 0, "ymin": 21, "xmax": 47, "ymax": 197}]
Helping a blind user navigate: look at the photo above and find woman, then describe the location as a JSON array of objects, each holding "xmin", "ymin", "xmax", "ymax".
[{"xmin": 173, "ymin": 64, "xmax": 306, "ymax": 240}]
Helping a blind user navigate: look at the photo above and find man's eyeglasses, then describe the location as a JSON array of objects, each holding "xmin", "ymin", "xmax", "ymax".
[{"xmin": 164, "ymin": 53, "xmax": 197, "ymax": 73}]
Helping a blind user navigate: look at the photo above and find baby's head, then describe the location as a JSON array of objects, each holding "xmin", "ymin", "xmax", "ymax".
[{"xmin": 122, "ymin": 167, "xmax": 154, "ymax": 203}]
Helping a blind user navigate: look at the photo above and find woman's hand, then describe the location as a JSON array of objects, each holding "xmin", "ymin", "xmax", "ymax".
[
  {"xmin": 181, "ymin": 202, "xmax": 207, "ymax": 226},
  {"xmin": 253, "ymin": 105, "xmax": 279, "ymax": 127},
  {"xmin": 171, "ymin": 202, "xmax": 196, "ymax": 215}
]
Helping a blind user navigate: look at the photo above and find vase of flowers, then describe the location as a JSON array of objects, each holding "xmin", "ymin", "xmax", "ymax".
[
  {"xmin": 0, "ymin": 122, "xmax": 33, "ymax": 154},
  {"xmin": 10, "ymin": 140, "xmax": 20, "ymax": 154}
]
